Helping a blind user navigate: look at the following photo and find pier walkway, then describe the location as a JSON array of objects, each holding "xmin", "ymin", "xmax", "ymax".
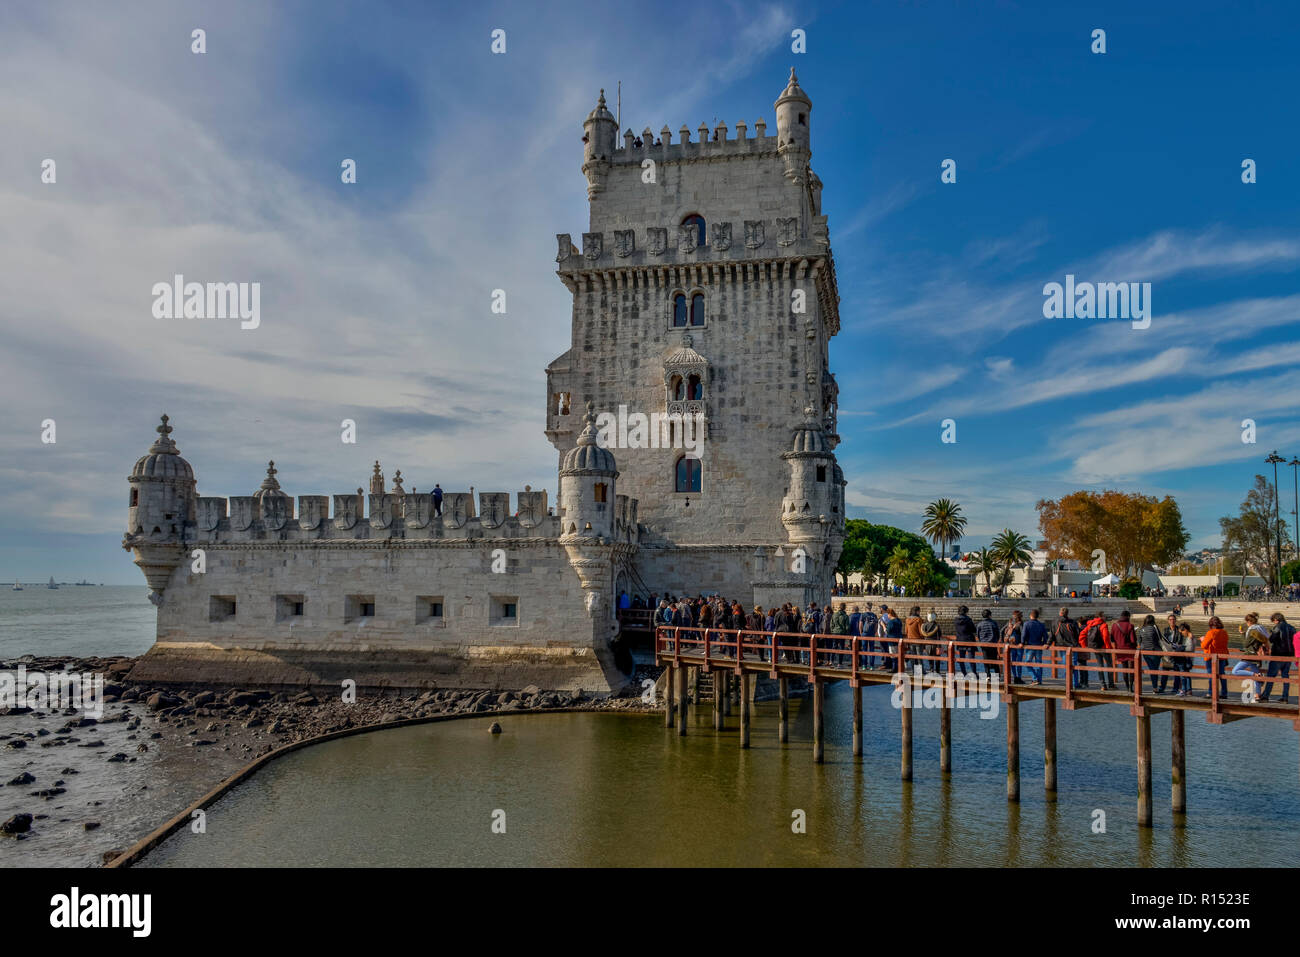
[{"xmin": 654, "ymin": 626, "xmax": 1300, "ymax": 826}]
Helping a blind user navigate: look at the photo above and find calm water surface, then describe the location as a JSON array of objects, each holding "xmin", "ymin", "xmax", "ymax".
[
  {"xmin": 141, "ymin": 686, "xmax": 1300, "ymax": 867},
  {"xmin": 0, "ymin": 586, "xmax": 153, "ymax": 658}
]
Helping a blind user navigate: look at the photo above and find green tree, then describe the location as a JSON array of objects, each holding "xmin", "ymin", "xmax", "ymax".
[
  {"xmin": 990, "ymin": 528, "xmax": 1033, "ymax": 584},
  {"xmin": 921, "ymin": 499, "xmax": 967, "ymax": 564},
  {"xmin": 1220, "ymin": 475, "xmax": 1293, "ymax": 590},
  {"xmin": 970, "ymin": 547, "xmax": 999, "ymax": 596},
  {"xmin": 836, "ymin": 520, "xmax": 953, "ymax": 595}
]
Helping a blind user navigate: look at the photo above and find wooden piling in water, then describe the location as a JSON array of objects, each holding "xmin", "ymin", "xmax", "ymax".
[
  {"xmin": 1044, "ymin": 698, "xmax": 1057, "ymax": 794},
  {"xmin": 1137, "ymin": 712, "xmax": 1152, "ymax": 827},
  {"xmin": 677, "ymin": 666, "xmax": 688, "ymax": 736},
  {"xmin": 852, "ymin": 684, "xmax": 862, "ymax": 757},
  {"xmin": 812, "ymin": 680, "xmax": 825, "ymax": 763},
  {"xmin": 723, "ymin": 672, "xmax": 732, "ymax": 716},
  {"xmin": 778, "ymin": 676, "xmax": 788, "ymax": 743},
  {"xmin": 940, "ymin": 693, "xmax": 951, "ymax": 773},
  {"xmin": 901, "ymin": 688, "xmax": 913, "ymax": 781},
  {"xmin": 740, "ymin": 674, "xmax": 751, "ymax": 749},
  {"xmin": 1171, "ymin": 709, "xmax": 1186, "ymax": 816},
  {"xmin": 714, "ymin": 669, "xmax": 725, "ymax": 731},
  {"xmin": 665, "ymin": 664, "xmax": 675, "ymax": 728},
  {"xmin": 692, "ymin": 667, "xmax": 700, "ymax": 706},
  {"xmin": 1006, "ymin": 698, "xmax": 1020, "ymax": 802}
]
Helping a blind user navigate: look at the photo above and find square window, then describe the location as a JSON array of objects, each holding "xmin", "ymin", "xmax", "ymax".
[
  {"xmin": 208, "ymin": 596, "xmax": 236, "ymax": 622},
  {"xmin": 491, "ymin": 596, "xmax": 519, "ymax": 626},
  {"xmin": 816, "ymin": 465, "xmax": 827, "ymax": 482},
  {"xmin": 275, "ymin": 595, "xmax": 305, "ymax": 621},
  {"xmin": 346, "ymin": 595, "xmax": 376, "ymax": 623},
  {"xmin": 416, "ymin": 596, "xmax": 446, "ymax": 626}
]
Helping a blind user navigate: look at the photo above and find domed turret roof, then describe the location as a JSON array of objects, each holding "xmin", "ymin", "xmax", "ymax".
[
  {"xmin": 788, "ymin": 407, "xmax": 830, "ymax": 455},
  {"xmin": 775, "ymin": 67, "xmax": 811, "ymax": 108},
  {"xmin": 131, "ymin": 415, "xmax": 195, "ymax": 481},
  {"xmin": 665, "ymin": 332, "xmax": 708, "ymax": 368},
  {"xmin": 252, "ymin": 461, "xmax": 289, "ymax": 502},
  {"xmin": 586, "ymin": 89, "xmax": 615, "ymax": 125},
  {"xmin": 561, "ymin": 403, "xmax": 617, "ymax": 474}
]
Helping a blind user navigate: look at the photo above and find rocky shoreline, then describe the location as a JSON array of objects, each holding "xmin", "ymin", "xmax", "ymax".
[{"xmin": 1, "ymin": 655, "xmax": 662, "ymax": 867}]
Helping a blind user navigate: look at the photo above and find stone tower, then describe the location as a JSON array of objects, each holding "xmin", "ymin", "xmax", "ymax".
[
  {"xmin": 123, "ymin": 415, "xmax": 195, "ymax": 603},
  {"xmin": 547, "ymin": 69, "xmax": 845, "ymax": 604}
]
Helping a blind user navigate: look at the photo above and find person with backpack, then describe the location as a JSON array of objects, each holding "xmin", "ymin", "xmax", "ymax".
[
  {"xmin": 975, "ymin": 609, "xmax": 1001, "ymax": 680},
  {"xmin": 1050, "ymin": 609, "xmax": 1079, "ymax": 685},
  {"xmin": 830, "ymin": 604, "xmax": 851, "ymax": 667},
  {"xmin": 1158, "ymin": 613, "xmax": 1189, "ymax": 696},
  {"xmin": 1134, "ymin": 614, "xmax": 1165, "ymax": 692},
  {"xmin": 880, "ymin": 606, "xmax": 903, "ymax": 672},
  {"xmin": 904, "ymin": 606, "xmax": 926, "ymax": 672},
  {"xmin": 1261, "ymin": 612, "xmax": 1296, "ymax": 703},
  {"xmin": 858, "ymin": 603, "xmax": 879, "ymax": 670},
  {"xmin": 1082, "ymin": 612, "xmax": 1114, "ymax": 689},
  {"xmin": 1110, "ymin": 609, "xmax": 1137, "ymax": 691},
  {"xmin": 953, "ymin": 605, "xmax": 978, "ymax": 676}
]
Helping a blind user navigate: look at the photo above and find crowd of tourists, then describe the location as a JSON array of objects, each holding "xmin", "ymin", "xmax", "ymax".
[{"xmin": 653, "ymin": 596, "xmax": 1300, "ymax": 703}]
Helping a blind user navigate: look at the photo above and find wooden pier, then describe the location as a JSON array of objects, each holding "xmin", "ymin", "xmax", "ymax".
[{"xmin": 655, "ymin": 626, "xmax": 1300, "ymax": 826}]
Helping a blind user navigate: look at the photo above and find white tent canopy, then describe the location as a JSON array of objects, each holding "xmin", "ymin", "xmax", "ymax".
[{"xmin": 1092, "ymin": 573, "xmax": 1121, "ymax": 586}]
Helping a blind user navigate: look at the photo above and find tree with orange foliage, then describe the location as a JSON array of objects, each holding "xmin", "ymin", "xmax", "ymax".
[{"xmin": 1036, "ymin": 490, "xmax": 1188, "ymax": 576}]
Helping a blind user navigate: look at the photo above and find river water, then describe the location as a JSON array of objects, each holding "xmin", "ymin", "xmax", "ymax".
[{"xmin": 139, "ymin": 687, "xmax": 1300, "ymax": 867}]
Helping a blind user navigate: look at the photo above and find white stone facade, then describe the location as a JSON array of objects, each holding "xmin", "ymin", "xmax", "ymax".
[{"xmin": 123, "ymin": 70, "xmax": 846, "ymax": 693}]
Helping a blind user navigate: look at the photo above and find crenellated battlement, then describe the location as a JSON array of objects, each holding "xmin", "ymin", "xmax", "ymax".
[
  {"xmin": 556, "ymin": 215, "xmax": 832, "ymax": 267},
  {"xmin": 609, "ymin": 117, "xmax": 778, "ymax": 165}
]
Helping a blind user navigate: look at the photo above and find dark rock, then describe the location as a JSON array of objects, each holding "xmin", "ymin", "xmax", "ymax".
[
  {"xmin": 77, "ymin": 740, "xmax": 106, "ymax": 748},
  {"xmin": 1, "ymin": 814, "xmax": 33, "ymax": 834},
  {"xmin": 488, "ymin": 721, "xmax": 503, "ymax": 734},
  {"xmin": 7, "ymin": 772, "xmax": 35, "ymax": 786},
  {"xmin": 84, "ymin": 821, "xmax": 101, "ymax": 831},
  {"xmin": 106, "ymin": 753, "xmax": 128, "ymax": 763},
  {"xmin": 146, "ymin": 692, "xmax": 181, "ymax": 711},
  {"xmin": 5, "ymin": 740, "xmax": 26, "ymax": 749},
  {"xmin": 30, "ymin": 788, "xmax": 65, "ymax": 798},
  {"xmin": 60, "ymin": 767, "xmax": 78, "ymax": 774}
]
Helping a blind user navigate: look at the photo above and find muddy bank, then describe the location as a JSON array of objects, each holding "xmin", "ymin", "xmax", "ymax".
[{"xmin": 0, "ymin": 655, "xmax": 660, "ymax": 867}]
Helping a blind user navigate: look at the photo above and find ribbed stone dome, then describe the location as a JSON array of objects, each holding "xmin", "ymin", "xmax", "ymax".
[
  {"xmin": 252, "ymin": 461, "xmax": 289, "ymax": 502},
  {"xmin": 586, "ymin": 89, "xmax": 615, "ymax": 124},
  {"xmin": 789, "ymin": 408, "xmax": 829, "ymax": 454},
  {"xmin": 562, "ymin": 404, "xmax": 617, "ymax": 474},
  {"xmin": 131, "ymin": 415, "xmax": 194, "ymax": 480}
]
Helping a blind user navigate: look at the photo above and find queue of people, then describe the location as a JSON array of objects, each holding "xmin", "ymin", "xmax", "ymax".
[{"xmin": 653, "ymin": 597, "xmax": 1299, "ymax": 702}]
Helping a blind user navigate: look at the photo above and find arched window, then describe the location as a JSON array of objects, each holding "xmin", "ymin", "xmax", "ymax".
[
  {"xmin": 672, "ymin": 293, "xmax": 687, "ymax": 328},
  {"xmin": 669, "ymin": 374, "xmax": 684, "ymax": 401},
  {"xmin": 129, "ymin": 488, "xmax": 139, "ymax": 507},
  {"xmin": 593, "ymin": 482, "xmax": 608, "ymax": 503},
  {"xmin": 687, "ymin": 374, "xmax": 702, "ymax": 400},
  {"xmin": 690, "ymin": 293, "xmax": 704, "ymax": 326},
  {"xmin": 681, "ymin": 214, "xmax": 705, "ymax": 247},
  {"xmin": 675, "ymin": 455, "xmax": 702, "ymax": 493}
]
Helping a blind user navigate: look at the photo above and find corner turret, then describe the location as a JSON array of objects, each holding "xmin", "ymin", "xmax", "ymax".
[
  {"xmin": 558, "ymin": 402, "xmax": 618, "ymax": 542},
  {"xmin": 123, "ymin": 415, "xmax": 195, "ymax": 603},
  {"xmin": 582, "ymin": 89, "xmax": 618, "ymax": 200},
  {"xmin": 774, "ymin": 67, "xmax": 812, "ymax": 184}
]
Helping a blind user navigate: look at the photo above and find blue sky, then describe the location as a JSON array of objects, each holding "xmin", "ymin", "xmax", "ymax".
[{"xmin": 1, "ymin": 0, "xmax": 1297, "ymax": 582}]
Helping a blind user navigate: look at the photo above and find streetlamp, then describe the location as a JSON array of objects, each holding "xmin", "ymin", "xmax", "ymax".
[
  {"xmin": 1266, "ymin": 451, "xmax": 1285, "ymax": 593},
  {"xmin": 1290, "ymin": 456, "xmax": 1300, "ymax": 570}
]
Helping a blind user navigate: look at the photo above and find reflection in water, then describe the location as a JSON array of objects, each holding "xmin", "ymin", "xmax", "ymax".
[{"xmin": 141, "ymin": 685, "xmax": 1300, "ymax": 868}]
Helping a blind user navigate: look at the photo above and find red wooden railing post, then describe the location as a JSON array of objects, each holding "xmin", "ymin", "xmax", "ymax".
[
  {"xmin": 947, "ymin": 640, "xmax": 956, "ymax": 676},
  {"xmin": 704, "ymin": 628, "xmax": 711, "ymax": 669},
  {"xmin": 1211, "ymin": 653, "xmax": 1220, "ymax": 716},
  {"xmin": 809, "ymin": 633, "xmax": 817, "ymax": 678},
  {"xmin": 898, "ymin": 638, "xmax": 907, "ymax": 675},
  {"xmin": 851, "ymin": 634, "xmax": 859, "ymax": 684},
  {"xmin": 1064, "ymin": 647, "xmax": 1074, "ymax": 706}
]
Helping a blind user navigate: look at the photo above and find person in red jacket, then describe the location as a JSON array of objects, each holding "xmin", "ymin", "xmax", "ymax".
[
  {"xmin": 1110, "ymin": 609, "xmax": 1137, "ymax": 691},
  {"xmin": 1080, "ymin": 612, "xmax": 1114, "ymax": 689}
]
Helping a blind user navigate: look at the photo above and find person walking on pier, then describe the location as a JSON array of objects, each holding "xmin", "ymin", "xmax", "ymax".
[
  {"xmin": 1021, "ymin": 609, "xmax": 1047, "ymax": 684},
  {"xmin": 920, "ymin": 611, "xmax": 944, "ymax": 675},
  {"xmin": 1260, "ymin": 612, "xmax": 1295, "ymax": 703},
  {"xmin": 1136, "ymin": 614, "xmax": 1165, "ymax": 693},
  {"xmin": 953, "ymin": 605, "xmax": 978, "ymax": 676},
  {"xmin": 858, "ymin": 603, "xmax": 879, "ymax": 670},
  {"xmin": 976, "ymin": 609, "xmax": 1001, "ymax": 680},
  {"xmin": 1003, "ymin": 610, "xmax": 1024, "ymax": 683},
  {"xmin": 1050, "ymin": 608, "xmax": 1080, "ymax": 685},
  {"xmin": 1080, "ymin": 611, "xmax": 1113, "ymax": 689},
  {"xmin": 1200, "ymin": 617, "xmax": 1229, "ymax": 699},
  {"xmin": 904, "ymin": 606, "xmax": 925, "ymax": 672},
  {"xmin": 831, "ymin": 604, "xmax": 851, "ymax": 667},
  {"xmin": 1159, "ymin": 613, "xmax": 1189, "ymax": 695},
  {"xmin": 1111, "ymin": 610, "xmax": 1137, "ymax": 691},
  {"xmin": 1202, "ymin": 596, "xmax": 1209, "ymax": 616},
  {"xmin": 879, "ymin": 606, "xmax": 903, "ymax": 672}
]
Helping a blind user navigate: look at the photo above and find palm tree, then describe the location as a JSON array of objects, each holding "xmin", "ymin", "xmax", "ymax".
[
  {"xmin": 921, "ymin": 499, "xmax": 967, "ymax": 562},
  {"xmin": 990, "ymin": 528, "xmax": 1033, "ymax": 591},
  {"xmin": 886, "ymin": 545, "xmax": 912, "ymax": 592},
  {"xmin": 970, "ymin": 547, "xmax": 999, "ymax": 596}
]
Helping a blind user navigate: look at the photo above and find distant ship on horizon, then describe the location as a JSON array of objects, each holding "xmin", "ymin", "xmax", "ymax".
[
  {"xmin": 10, "ymin": 582, "xmax": 21, "ymax": 591},
  {"xmin": 47, "ymin": 576, "xmax": 58, "ymax": 589}
]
